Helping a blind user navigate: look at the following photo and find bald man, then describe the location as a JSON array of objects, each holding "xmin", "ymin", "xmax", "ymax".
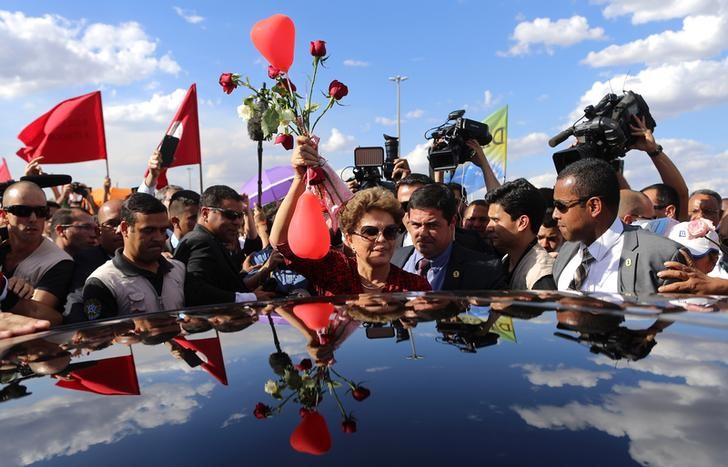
[
  {"xmin": 618, "ymin": 190, "xmax": 655, "ymax": 225},
  {"xmin": 0, "ymin": 182, "xmax": 73, "ymax": 316}
]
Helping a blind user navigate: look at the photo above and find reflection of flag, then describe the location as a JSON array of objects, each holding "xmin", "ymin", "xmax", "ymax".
[
  {"xmin": 0, "ymin": 158, "xmax": 11, "ymax": 182},
  {"xmin": 449, "ymin": 105, "xmax": 508, "ymax": 200},
  {"xmin": 150, "ymin": 84, "xmax": 201, "ymax": 189},
  {"xmin": 490, "ymin": 315, "xmax": 516, "ymax": 343},
  {"xmin": 172, "ymin": 335, "xmax": 228, "ymax": 385},
  {"xmin": 16, "ymin": 91, "xmax": 107, "ymax": 163},
  {"xmin": 54, "ymin": 354, "xmax": 140, "ymax": 396}
]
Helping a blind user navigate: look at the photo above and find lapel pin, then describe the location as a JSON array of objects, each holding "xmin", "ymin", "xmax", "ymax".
[
  {"xmin": 625, "ymin": 258, "xmax": 632, "ymax": 267},
  {"xmin": 452, "ymin": 270, "xmax": 460, "ymax": 278}
]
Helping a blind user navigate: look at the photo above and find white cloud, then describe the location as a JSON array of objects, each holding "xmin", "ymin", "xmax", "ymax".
[
  {"xmin": 0, "ymin": 10, "xmax": 180, "ymax": 98},
  {"xmin": 105, "ymin": 88, "xmax": 189, "ymax": 124},
  {"xmin": 375, "ymin": 116, "xmax": 397, "ymax": 126},
  {"xmin": 569, "ymin": 58, "xmax": 728, "ymax": 123},
  {"xmin": 406, "ymin": 109, "xmax": 424, "ymax": 119},
  {"xmin": 528, "ymin": 172, "xmax": 557, "ymax": 189},
  {"xmin": 221, "ymin": 411, "xmax": 246, "ymax": 428},
  {"xmin": 173, "ymin": 6, "xmax": 205, "ymax": 24},
  {"xmin": 583, "ymin": 15, "xmax": 728, "ymax": 67},
  {"xmin": 500, "ymin": 16, "xmax": 605, "ymax": 56},
  {"xmin": 320, "ymin": 127, "xmax": 356, "ymax": 154},
  {"xmin": 483, "ymin": 90, "xmax": 493, "ymax": 107},
  {"xmin": 509, "ymin": 132, "xmax": 550, "ymax": 160},
  {"xmin": 343, "ymin": 59, "xmax": 369, "ymax": 67},
  {"xmin": 513, "ymin": 363, "xmax": 613, "ymax": 388},
  {"xmin": 601, "ymin": 0, "xmax": 718, "ymax": 24},
  {"xmin": 403, "ymin": 141, "xmax": 433, "ymax": 175}
]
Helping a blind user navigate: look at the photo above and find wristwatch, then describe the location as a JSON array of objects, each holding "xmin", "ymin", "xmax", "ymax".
[{"xmin": 647, "ymin": 144, "xmax": 663, "ymax": 158}]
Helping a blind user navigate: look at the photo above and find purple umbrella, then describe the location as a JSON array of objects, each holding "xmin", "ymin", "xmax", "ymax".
[{"xmin": 241, "ymin": 165, "xmax": 295, "ymax": 206}]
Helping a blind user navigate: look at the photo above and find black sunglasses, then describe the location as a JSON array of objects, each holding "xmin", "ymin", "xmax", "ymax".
[
  {"xmin": 4, "ymin": 205, "xmax": 50, "ymax": 219},
  {"xmin": 553, "ymin": 197, "xmax": 592, "ymax": 213},
  {"xmin": 353, "ymin": 225, "xmax": 399, "ymax": 241},
  {"xmin": 206, "ymin": 206, "xmax": 244, "ymax": 220}
]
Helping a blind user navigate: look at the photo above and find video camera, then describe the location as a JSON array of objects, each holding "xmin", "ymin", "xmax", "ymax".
[
  {"xmin": 549, "ymin": 91, "xmax": 655, "ymax": 173},
  {"xmin": 427, "ymin": 110, "xmax": 492, "ymax": 171},
  {"xmin": 70, "ymin": 182, "xmax": 88, "ymax": 198},
  {"xmin": 352, "ymin": 134, "xmax": 399, "ymax": 190}
]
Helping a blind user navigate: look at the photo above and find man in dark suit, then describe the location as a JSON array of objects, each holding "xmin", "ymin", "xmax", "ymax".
[
  {"xmin": 174, "ymin": 185, "xmax": 275, "ymax": 306},
  {"xmin": 552, "ymin": 158, "xmax": 686, "ymax": 295},
  {"xmin": 391, "ymin": 183, "xmax": 506, "ymax": 291}
]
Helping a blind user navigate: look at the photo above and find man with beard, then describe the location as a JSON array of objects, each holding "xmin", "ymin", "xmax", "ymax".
[
  {"xmin": 81, "ymin": 193, "xmax": 185, "ymax": 319},
  {"xmin": 174, "ymin": 185, "xmax": 274, "ymax": 306}
]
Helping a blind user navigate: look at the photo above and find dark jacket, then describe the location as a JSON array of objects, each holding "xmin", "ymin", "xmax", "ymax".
[
  {"xmin": 174, "ymin": 224, "xmax": 249, "ymax": 306},
  {"xmin": 391, "ymin": 242, "xmax": 507, "ymax": 291}
]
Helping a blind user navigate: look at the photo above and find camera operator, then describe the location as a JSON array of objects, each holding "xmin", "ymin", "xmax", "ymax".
[{"xmin": 56, "ymin": 182, "xmax": 98, "ymax": 215}]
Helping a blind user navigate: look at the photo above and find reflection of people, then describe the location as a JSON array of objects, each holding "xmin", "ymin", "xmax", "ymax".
[
  {"xmin": 555, "ymin": 310, "xmax": 671, "ymax": 361},
  {"xmin": 552, "ymin": 159, "xmax": 685, "ymax": 294},
  {"xmin": 270, "ymin": 138, "xmax": 430, "ymax": 295}
]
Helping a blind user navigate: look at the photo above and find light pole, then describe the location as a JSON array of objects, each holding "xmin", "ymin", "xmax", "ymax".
[{"xmin": 388, "ymin": 75, "xmax": 408, "ymax": 156}]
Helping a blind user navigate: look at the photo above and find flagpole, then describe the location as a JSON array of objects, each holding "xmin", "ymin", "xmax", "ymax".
[
  {"xmin": 97, "ymin": 91, "xmax": 110, "ymax": 179},
  {"xmin": 198, "ymin": 162, "xmax": 204, "ymax": 193}
]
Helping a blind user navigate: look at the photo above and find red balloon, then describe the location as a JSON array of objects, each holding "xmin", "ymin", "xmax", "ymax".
[
  {"xmin": 293, "ymin": 303, "xmax": 334, "ymax": 331},
  {"xmin": 290, "ymin": 411, "xmax": 332, "ymax": 455},
  {"xmin": 250, "ymin": 14, "xmax": 295, "ymax": 72},
  {"xmin": 288, "ymin": 191, "xmax": 330, "ymax": 259}
]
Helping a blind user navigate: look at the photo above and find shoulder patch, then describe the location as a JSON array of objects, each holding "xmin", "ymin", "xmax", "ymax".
[{"xmin": 84, "ymin": 299, "xmax": 102, "ymax": 320}]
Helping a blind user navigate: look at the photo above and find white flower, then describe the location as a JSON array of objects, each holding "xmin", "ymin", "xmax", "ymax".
[
  {"xmin": 237, "ymin": 104, "xmax": 253, "ymax": 120},
  {"xmin": 264, "ymin": 380, "xmax": 279, "ymax": 395}
]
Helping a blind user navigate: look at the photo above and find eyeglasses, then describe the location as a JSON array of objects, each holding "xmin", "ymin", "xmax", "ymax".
[
  {"xmin": 553, "ymin": 197, "xmax": 593, "ymax": 213},
  {"xmin": 352, "ymin": 225, "xmax": 399, "ymax": 241},
  {"xmin": 59, "ymin": 223, "xmax": 98, "ymax": 232},
  {"xmin": 3, "ymin": 205, "xmax": 51, "ymax": 219},
  {"xmin": 99, "ymin": 219, "xmax": 121, "ymax": 230},
  {"xmin": 206, "ymin": 207, "xmax": 244, "ymax": 220}
]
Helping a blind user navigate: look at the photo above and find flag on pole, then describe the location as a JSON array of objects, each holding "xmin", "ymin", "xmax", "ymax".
[
  {"xmin": 16, "ymin": 91, "xmax": 107, "ymax": 164},
  {"xmin": 483, "ymin": 105, "xmax": 508, "ymax": 182},
  {"xmin": 54, "ymin": 354, "xmax": 140, "ymax": 396},
  {"xmin": 172, "ymin": 334, "xmax": 228, "ymax": 385},
  {"xmin": 149, "ymin": 84, "xmax": 202, "ymax": 188},
  {"xmin": 0, "ymin": 158, "xmax": 11, "ymax": 182}
]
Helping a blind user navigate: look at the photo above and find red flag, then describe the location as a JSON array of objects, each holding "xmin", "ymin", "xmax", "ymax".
[
  {"xmin": 0, "ymin": 158, "xmax": 11, "ymax": 182},
  {"xmin": 147, "ymin": 84, "xmax": 201, "ymax": 188},
  {"xmin": 54, "ymin": 354, "xmax": 140, "ymax": 396},
  {"xmin": 173, "ymin": 335, "xmax": 228, "ymax": 385},
  {"xmin": 16, "ymin": 91, "xmax": 107, "ymax": 164}
]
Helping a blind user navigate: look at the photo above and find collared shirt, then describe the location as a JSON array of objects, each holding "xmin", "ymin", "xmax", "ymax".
[
  {"xmin": 558, "ymin": 217, "xmax": 625, "ymax": 293},
  {"xmin": 404, "ymin": 243, "xmax": 454, "ymax": 291},
  {"xmin": 170, "ymin": 232, "xmax": 180, "ymax": 250}
]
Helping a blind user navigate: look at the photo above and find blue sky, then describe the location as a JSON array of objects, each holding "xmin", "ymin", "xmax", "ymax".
[{"xmin": 1, "ymin": 0, "xmax": 727, "ymax": 196}]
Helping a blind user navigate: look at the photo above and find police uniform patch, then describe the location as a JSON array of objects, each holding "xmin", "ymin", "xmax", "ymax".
[{"xmin": 84, "ymin": 299, "xmax": 102, "ymax": 320}]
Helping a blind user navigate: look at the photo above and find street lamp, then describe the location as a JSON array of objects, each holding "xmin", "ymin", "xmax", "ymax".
[{"xmin": 388, "ymin": 75, "xmax": 408, "ymax": 157}]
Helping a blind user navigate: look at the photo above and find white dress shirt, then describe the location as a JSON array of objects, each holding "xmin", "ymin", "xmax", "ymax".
[{"xmin": 558, "ymin": 217, "xmax": 625, "ymax": 293}]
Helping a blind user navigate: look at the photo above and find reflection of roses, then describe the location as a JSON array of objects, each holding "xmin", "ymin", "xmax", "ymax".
[
  {"xmin": 254, "ymin": 402, "xmax": 272, "ymax": 419},
  {"xmin": 687, "ymin": 218, "xmax": 714, "ymax": 239},
  {"xmin": 219, "ymin": 73, "xmax": 237, "ymax": 94},
  {"xmin": 342, "ymin": 417, "xmax": 357, "ymax": 433},
  {"xmin": 275, "ymin": 133, "xmax": 294, "ymax": 150},
  {"xmin": 310, "ymin": 40, "xmax": 327, "ymax": 57},
  {"xmin": 328, "ymin": 80, "xmax": 348, "ymax": 100},
  {"xmin": 352, "ymin": 386, "xmax": 370, "ymax": 401}
]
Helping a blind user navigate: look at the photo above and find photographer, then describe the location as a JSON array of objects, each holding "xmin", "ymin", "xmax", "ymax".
[{"xmin": 56, "ymin": 182, "xmax": 98, "ymax": 215}]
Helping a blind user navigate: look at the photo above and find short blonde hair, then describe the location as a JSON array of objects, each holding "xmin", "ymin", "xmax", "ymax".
[{"xmin": 339, "ymin": 187, "xmax": 403, "ymax": 234}]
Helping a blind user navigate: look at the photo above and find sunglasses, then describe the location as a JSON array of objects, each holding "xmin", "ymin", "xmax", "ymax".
[
  {"xmin": 352, "ymin": 225, "xmax": 399, "ymax": 241},
  {"xmin": 4, "ymin": 205, "xmax": 51, "ymax": 219},
  {"xmin": 206, "ymin": 206, "xmax": 244, "ymax": 220},
  {"xmin": 59, "ymin": 223, "xmax": 98, "ymax": 232},
  {"xmin": 553, "ymin": 197, "xmax": 592, "ymax": 213}
]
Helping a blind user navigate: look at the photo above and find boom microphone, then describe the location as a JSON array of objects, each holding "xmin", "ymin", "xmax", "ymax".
[{"xmin": 548, "ymin": 127, "xmax": 575, "ymax": 148}]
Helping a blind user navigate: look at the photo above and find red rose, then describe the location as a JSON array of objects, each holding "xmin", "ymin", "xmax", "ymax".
[
  {"xmin": 275, "ymin": 134, "xmax": 294, "ymax": 150},
  {"xmin": 310, "ymin": 40, "xmax": 327, "ymax": 57},
  {"xmin": 268, "ymin": 65, "xmax": 283, "ymax": 79},
  {"xmin": 276, "ymin": 79, "xmax": 297, "ymax": 94},
  {"xmin": 328, "ymin": 80, "xmax": 348, "ymax": 100},
  {"xmin": 253, "ymin": 402, "xmax": 271, "ymax": 419},
  {"xmin": 219, "ymin": 73, "xmax": 237, "ymax": 94},
  {"xmin": 299, "ymin": 358, "xmax": 313, "ymax": 370},
  {"xmin": 341, "ymin": 419, "xmax": 357, "ymax": 433},
  {"xmin": 352, "ymin": 386, "xmax": 370, "ymax": 401}
]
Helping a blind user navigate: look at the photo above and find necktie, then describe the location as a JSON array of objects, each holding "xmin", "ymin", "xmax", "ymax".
[
  {"xmin": 569, "ymin": 247, "xmax": 595, "ymax": 291},
  {"xmin": 416, "ymin": 258, "xmax": 432, "ymax": 277}
]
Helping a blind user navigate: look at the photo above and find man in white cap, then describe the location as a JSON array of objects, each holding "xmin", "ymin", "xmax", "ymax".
[{"xmin": 668, "ymin": 220, "xmax": 720, "ymax": 274}]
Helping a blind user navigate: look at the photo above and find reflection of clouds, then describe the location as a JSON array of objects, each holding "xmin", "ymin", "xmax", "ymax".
[
  {"xmin": 365, "ymin": 366, "xmax": 391, "ymax": 373},
  {"xmin": 0, "ymin": 382, "xmax": 213, "ymax": 466},
  {"xmin": 513, "ymin": 363, "xmax": 613, "ymax": 388},
  {"xmin": 221, "ymin": 411, "xmax": 246, "ymax": 428},
  {"xmin": 513, "ymin": 334, "xmax": 728, "ymax": 467}
]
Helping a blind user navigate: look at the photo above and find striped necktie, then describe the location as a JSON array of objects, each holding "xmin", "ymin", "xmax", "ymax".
[
  {"xmin": 569, "ymin": 247, "xmax": 595, "ymax": 291},
  {"xmin": 416, "ymin": 258, "xmax": 432, "ymax": 277}
]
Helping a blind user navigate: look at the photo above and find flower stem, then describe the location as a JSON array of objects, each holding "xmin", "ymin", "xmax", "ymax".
[
  {"xmin": 305, "ymin": 57, "xmax": 320, "ymax": 131},
  {"xmin": 310, "ymin": 98, "xmax": 335, "ymax": 135}
]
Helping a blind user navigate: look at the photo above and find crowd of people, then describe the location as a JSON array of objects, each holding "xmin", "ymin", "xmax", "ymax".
[{"xmin": 1, "ymin": 115, "xmax": 727, "ymax": 339}]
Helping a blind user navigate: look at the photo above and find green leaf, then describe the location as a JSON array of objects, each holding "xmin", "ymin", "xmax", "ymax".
[
  {"xmin": 304, "ymin": 102, "xmax": 320, "ymax": 114},
  {"xmin": 261, "ymin": 108, "xmax": 280, "ymax": 139}
]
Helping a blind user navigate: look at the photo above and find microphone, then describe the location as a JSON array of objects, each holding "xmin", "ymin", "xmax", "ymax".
[{"xmin": 548, "ymin": 127, "xmax": 575, "ymax": 148}]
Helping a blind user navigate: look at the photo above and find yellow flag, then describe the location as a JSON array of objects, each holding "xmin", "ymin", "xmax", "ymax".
[
  {"xmin": 490, "ymin": 315, "xmax": 516, "ymax": 343},
  {"xmin": 483, "ymin": 105, "xmax": 508, "ymax": 182}
]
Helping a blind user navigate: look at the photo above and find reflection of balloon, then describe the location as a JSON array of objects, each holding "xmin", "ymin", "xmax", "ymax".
[
  {"xmin": 293, "ymin": 303, "xmax": 334, "ymax": 331},
  {"xmin": 288, "ymin": 191, "xmax": 330, "ymax": 259},
  {"xmin": 290, "ymin": 411, "xmax": 331, "ymax": 455},
  {"xmin": 250, "ymin": 14, "xmax": 295, "ymax": 72}
]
